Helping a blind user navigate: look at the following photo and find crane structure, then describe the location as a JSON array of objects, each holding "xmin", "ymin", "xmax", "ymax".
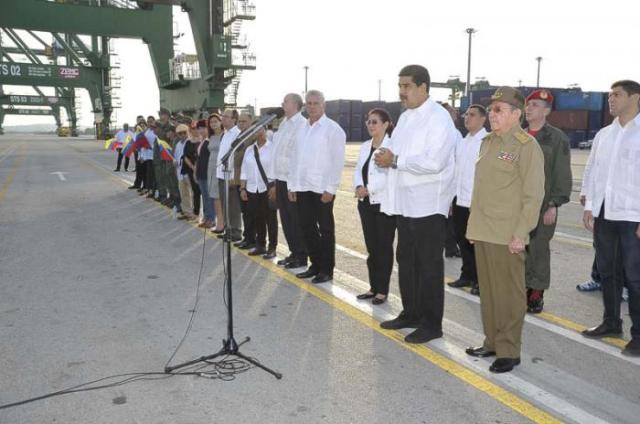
[{"xmin": 0, "ymin": 0, "xmax": 256, "ymax": 138}]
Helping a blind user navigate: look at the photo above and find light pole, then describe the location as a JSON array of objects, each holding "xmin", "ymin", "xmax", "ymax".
[
  {"xmin": 378, "ymin": 79, "xmax": 381, "ymax": 101},
  {"xmin": 536, "ymin": 57, "xmax": 542, "ymax": 88},
  {"xmin": 465, "ymin": 28, "xmax": 477, "ymax": 98},
  {"xmin": 303, "ymin": 66, "xmax": 309, "ymax": 95}
]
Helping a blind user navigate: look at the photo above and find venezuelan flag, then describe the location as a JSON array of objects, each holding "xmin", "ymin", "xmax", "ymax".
[
  {"xmin": 123, "ymin": 132, "xmax": 150, "ymax": 157},
  {"xmin": 157, "ymin": 139, "xmax": 175, "ymax": 161}
]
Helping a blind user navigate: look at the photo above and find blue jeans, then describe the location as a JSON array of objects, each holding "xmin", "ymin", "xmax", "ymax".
[
  {"xmin": 594, "ymin": 212, "xmax": 640, "ymax": 339},
  {"xmin": 197, "ymin": 178, "xmax": 216, "ymax": 222}
]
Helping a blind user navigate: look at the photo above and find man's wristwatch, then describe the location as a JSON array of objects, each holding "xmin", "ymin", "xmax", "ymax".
[{"xmin": 391, "ymin": 155, "xmax": 398, "ymax": 169}]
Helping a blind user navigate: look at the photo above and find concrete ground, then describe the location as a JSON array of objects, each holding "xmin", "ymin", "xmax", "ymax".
[{"xmin": 0, "ymin": 135, "xmax": 638, "ymax": 424}]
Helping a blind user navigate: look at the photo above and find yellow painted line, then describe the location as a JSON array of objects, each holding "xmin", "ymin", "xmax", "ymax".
[
  {"xmin": 0, "ymin": 146, "xmax": 25, "ymax": 203},
  {"xmin": 240, "ymin": 252, "xmax": 562, "ymax": 423}
]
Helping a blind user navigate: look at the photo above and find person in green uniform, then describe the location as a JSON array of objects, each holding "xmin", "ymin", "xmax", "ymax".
[
  {"xmin": 523, "ymin": 90, "xmax": 573, "ymax": 313},
  {"xmin": 153, "ymin": 107, "xmax": 172, "ymax": 204},
  {"xmin": 465, "ymin": 87, "xmax": 545, "ymax": 373}
]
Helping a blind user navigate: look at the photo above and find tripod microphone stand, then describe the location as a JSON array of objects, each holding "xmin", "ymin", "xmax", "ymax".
[{"xmin": 165, "ymin": 115, "xmax": 282, "ymax": 379}]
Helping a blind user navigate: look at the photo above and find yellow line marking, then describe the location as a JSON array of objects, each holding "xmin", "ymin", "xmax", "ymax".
[
  {"xmin": 537, "ymin": 312, "xmax": 627, "ymax": 348},
  {"xmin": 82, "ymin": 147, "xmax": 563, "ymax": 423},
  {"xmin": 0, "ymin": 146, "xmax": 25, "ymax": 204}
]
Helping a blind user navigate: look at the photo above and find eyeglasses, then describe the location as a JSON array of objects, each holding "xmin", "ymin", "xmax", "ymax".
[{"xmin": 365, "ymin": 119, "xmax": 380, "ymax": 125}]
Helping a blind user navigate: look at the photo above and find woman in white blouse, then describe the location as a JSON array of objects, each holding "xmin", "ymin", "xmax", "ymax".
[{"xmin": 353, "ymin": 109, "xmax": 396, "ymax": 305}]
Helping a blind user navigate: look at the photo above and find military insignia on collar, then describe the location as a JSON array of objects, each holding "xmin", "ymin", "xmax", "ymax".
[{"xmin": 497, "ymin": 151, "xmax": 518, "ymax": 163}]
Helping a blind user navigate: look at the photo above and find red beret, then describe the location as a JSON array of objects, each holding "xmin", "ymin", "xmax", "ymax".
[{"xmin": 526, "ymin": 89, "xmax": 554, "ymax": 106}]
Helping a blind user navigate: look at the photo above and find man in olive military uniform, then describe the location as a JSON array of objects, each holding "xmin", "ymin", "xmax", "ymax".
[
  {"xmin": 524, "ymin": 90, "xmax": 572, "ymax": 313},
  {"xmin": 153, "ymin": 107, "xmax": 172, "ymax": 204},
  {"xmin": 465, "ymin": 87, "xmax": 545, "ymax": 373}
]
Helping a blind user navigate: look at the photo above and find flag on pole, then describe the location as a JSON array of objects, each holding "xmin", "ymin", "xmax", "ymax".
[{"xmin": 157, "ymin": 139, "xmax": 175, "ymax": 161}]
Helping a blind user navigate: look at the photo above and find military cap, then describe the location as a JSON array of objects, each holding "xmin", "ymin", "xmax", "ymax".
[
  {"xmin": 526, "ymin": 89, "xmax": 554, "ymax": 107},
  {"xmin": 490, "ymin": 86, "xmax": 525, "ymax": 110},
  {"xmin": 158, "ymin": 107, "xmax": 171, "ymax": 116}
]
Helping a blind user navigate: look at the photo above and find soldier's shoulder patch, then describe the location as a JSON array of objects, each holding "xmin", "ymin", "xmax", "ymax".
[{"xmin": 514, "ymin": 129, "xmax": 533, "ymax": 144}]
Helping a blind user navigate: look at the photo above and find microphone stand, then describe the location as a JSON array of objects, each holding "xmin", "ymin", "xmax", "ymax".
[{"xmin": 165, "ymin": 115, "xmax": 282, "ymax": 379}]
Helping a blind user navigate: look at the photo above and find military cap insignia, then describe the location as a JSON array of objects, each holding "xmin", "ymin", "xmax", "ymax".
[
  {"xmin": 539, "ymin": 91, "xmax": 549, "ymax": 99},
  {"xmin": 491, "ymin": 89, "xmax": 503, "ymax": 100}
]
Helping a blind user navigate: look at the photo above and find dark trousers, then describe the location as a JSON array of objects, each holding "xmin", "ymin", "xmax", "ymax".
[
  {"xmin": 445, "ymin": 216, "xmax": 458, "ymax": 254},
  {"xmin": 594, "ymin": 210, "xmax": 640, "ymax": 339},
  {"xmin": 396, "ymin": 214, "xmax": 446, "ymax": 332},
  {"xmin": 452, "ymin": 202, "xmax": 477, "ymax": 283},
  {"xmin": 358, "ymin": 200, "xmax": 396, "ymax": 295},
  {"xmin": 133, "ymin": 154, "xmax": 143, "ymax": 188},
  {"xmin": 218, "ymin": 179, "xmax": 243, "ymax": 239},
  {"xmin": 247, "ymin": 191, "xmax": 278, "ymax": 249},
  {"xmin": 144, "ymin": 160, "xmax": 155, "ymax": 191},
  {"xmin": 276, "ymin": 180, "xmax": 307, "ymax": 260},
  {"xmin": 297, "ymin": 191, "xmax": 335, "ymax": 275},
  {"xmin": 115, "ymin": 148, "xmax": 130, "ymax": 171}
]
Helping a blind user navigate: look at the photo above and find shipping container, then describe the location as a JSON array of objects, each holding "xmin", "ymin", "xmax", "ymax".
[
  {"xmin": 554, "ymin": 91, "xmax": 603, "ymax": 111},
  {"xmin": 350, "ymin": 100, "xmax": 363, "ymax": 130},
  {"xmin": 386, "ymin": 101, "xmax": 404, "ymax": 125},
  {"xmin": 588, "ymin": 110, "xmax": 602, "ymax": 131},
  {"xmin": 564, "ymin": 129, "xmax": 588, "ymax": 148},
  {"xmin": 325, "ymin": 99, "xmax": 352, "ymax": 115},
  {"xmin": 349, "ymin": 127, "xmax": 363, "ymax": 142},
  {"xmin": 547, "ymin": 110, "xmax": 589, "ymax": 130}
]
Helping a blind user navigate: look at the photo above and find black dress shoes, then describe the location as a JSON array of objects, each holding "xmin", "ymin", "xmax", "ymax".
[
  {"xmin": 356, "ymin": 292, "xmax": 376, "ymax": 300},
  {"xmin": 405, "ymin": 328, "xmax": 442, "ymax": 344},
  {"xmin": 448, "ymin": 278, "xmax": 473, "ymax": 288},
  {"xmin": 465, "ymin": 346, "xmax": 496, "ymax": 358},
  {"xmin": 311, "ymin": 273, "xmax": 332, "ymax": 284},
  {"xmin": 235, "ymin": 241, "xmax": 255, "ymax": 250},
  {"xmin": 582, "ymin": 322, "xmax": 623, "ymax": 338},
  {"xmin": 296, "ymin": 268, "xmax": 318, "ymax": 279},
  {"xmin": 248, "ymin": 247, "xmax": 266, "ymax": 256},
  {"xmin": 277, "ymin": 256, "xmax": 292, "ymax": 266},
  {"xmin": 262, "ymin": 250, "xmax": 277, "ymax": 260},
  {"xmin": 489, "ymin": 358, "xmax": 520, "ymax": 373},
  {"xmin": 470, "ymin": 284, "xmax": 480, "ymax": 296},
  {"xmin": 372, "ymin": 296, "xmax": 387, "ymax": 305},
  {"xmin": 128, "ymin": 185, "xmax": 140, "ymax": 190},
  {"xmin": 380, "ymin": 312, "xmax": 419, "ymax": 330},
  {"xmin": 285, "ymin": 260, "xmax": 307, "ymax": 269}
]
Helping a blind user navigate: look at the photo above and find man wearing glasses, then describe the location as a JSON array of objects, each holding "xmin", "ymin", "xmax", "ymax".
[{"xmin": 465, "ymin": 87, "xmax": 545, "ymax": 373}]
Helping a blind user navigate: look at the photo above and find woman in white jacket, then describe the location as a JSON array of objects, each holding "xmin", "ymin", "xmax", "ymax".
[{"xmin": 353, "ymin": 108, "xmax": 396, "ymax": 305}]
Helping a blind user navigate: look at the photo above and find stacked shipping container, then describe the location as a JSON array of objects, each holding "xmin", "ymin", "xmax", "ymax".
[{"xmin": 462, "ymin": 88, "xmax": 612, "ymax": 148}]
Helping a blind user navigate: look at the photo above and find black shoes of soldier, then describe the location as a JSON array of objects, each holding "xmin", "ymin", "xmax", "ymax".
[
  {"xmin": 490, "ymin": 358, "xmax": 520, "ymax": 373},
  {"xmin": 465, "ymin": 346, "xmax": 496, "ymax": 358},
  {"xmin": 448, "ymin": 278, "xmax": 473, "ymax": 288}
]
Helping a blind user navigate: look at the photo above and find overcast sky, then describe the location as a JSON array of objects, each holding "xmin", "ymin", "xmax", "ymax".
[{"xmin": 4, "ymin": 0, "xmax": 639, "ymax": 128}]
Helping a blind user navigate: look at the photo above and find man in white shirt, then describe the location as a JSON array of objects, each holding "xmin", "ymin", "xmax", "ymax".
[
  {"xmin": 288, "ymin": 90, "xmax": 346, "ymax": 284},
  {"xmin": 448, "ymin": 105, "xmax": 488, "ymax": 295},
  {"xmin": 581, "ymin": 80, "xmax": 640, "ymax": 357},
  {"xmin": 216, "ymin": 109, "xmax": 243, "ymax": 242},
  {"xmin": 375, "ymin": 65, "xmax": 457, "ymax": 344},
  {"xmin": 113, "ymin": 123, "xmax": 135, "ymax": 172},
  {"xmin": 240, "ymin": 127, "xmax": 277, "ymax": 258},
  {"xmin": 270, "ymin": 93, "xmax": 308, "ymax": 269},
  {"xmin": 142, "ymin": 116, "xmax": 157, "ymax": 198}
]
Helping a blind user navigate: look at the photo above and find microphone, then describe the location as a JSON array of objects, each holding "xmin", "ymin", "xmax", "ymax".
[{"xmin": 219, "ymin": 114, "xmax": 277, "ymax": 166}]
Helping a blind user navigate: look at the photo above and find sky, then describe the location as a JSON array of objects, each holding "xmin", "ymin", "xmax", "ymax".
[{"xmin": 3, "ymin": 0, "xmax": 639, "ymax": 128}]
